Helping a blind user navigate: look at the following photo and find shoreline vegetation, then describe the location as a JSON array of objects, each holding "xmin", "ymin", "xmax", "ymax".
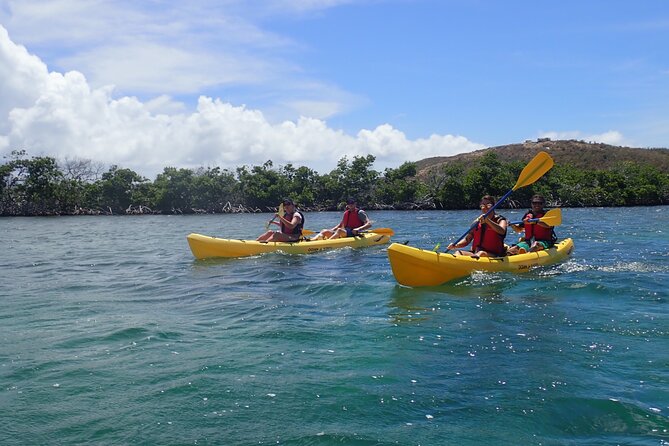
[{"xmin": 2, "ymin": 140, "xmax": 668, "ymax": 217}]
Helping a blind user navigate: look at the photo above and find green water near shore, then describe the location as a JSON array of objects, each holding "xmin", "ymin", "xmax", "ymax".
[{"xmin": 1, "ymin": 208, "xmax": 668, "ymax": 445}]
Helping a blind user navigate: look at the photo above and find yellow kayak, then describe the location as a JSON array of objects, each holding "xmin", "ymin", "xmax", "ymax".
[
  {"xmin": 387, "ymin": 238, "xmax": 574, "ymax": 287},
  {"xmin": 187, "ymin": 232, "xmax": 392, "ymax": 259}
]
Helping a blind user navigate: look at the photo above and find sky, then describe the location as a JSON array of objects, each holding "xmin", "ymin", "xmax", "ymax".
[{"xmin": 1, "ymin": 0, "xmax": 668, "ymax": 179}]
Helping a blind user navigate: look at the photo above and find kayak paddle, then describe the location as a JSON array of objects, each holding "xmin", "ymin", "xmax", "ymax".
[
  {"xmin": 265, "ymin": 203, "xmax": 285, "ymax": 229},
  {"xmin": 438, "ymin": 151, "xmax": 555, "ymax": 252},
  {"xmin": 510, "ymin": 208, "xmax": 562, "ymax": 227},
  {"xmin": 364, "ymin": 227, "xmax": 395, "ymax": 236},
  {"xmin": 301, "ymin": 227, "xmax": 394, "ymax": 237}
]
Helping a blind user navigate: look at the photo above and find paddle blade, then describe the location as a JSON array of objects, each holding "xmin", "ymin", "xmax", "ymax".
[
  {"xmin": 301, "ymin": 229, "xmax": 316, "ymax": 236},
  {"xmin": 512, "ymin": 151, "xmax": 554, "ymax": 191},
  {"xmin": 265, "ymin": 202, "xmax": 286, "ymax": 229},
  {"xmin": 510, "ymin": 208, "xmax": 563, "ymax": 227},
  {"xmin": 540, "ymin": 208, "xmax": 562, "ymax": 226},
  {"xmin": 370, "ymin": 227, "xmax": 394, "ymax": 236}
]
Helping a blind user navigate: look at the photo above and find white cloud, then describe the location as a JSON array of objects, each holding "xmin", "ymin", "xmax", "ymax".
[
  {"xmin": 60, "ymin": 41, "xmax": 274, "ymax": 95},
  {"xmin": 1, "ymin": 0, "xmax": 368, "ymax": 123},
  {"xmin": 0, "ymin": 25, "xmax": 47, "ymax": 131},
  {"xmin": 0, "ymin": 24, "xmax": 482, "ymax": 179},
  {"xmin": 0, "ymin": 1, "xmax": 301, "ymax": 93}
]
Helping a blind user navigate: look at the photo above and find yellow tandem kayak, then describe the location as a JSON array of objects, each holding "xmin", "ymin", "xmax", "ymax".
[
  {"xmin": 187, "ymin": 232, "xmax": 392, "ymax": 259},
  {"xmin": 387, "ymin": 238, "xmax": 574, "ymax": 287}
]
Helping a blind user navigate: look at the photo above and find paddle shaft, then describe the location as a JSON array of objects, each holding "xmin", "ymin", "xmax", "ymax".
[
  {"xmin": 302, "ymin": 227, "xmax": 394, "ymax": 236},
  {"xmin": 510, "ymin": 208, "xmax": 562, "ymax": 226},
  {"xmin": 510, "ymin": 218, "xmax": 541, "ymax": 225},
  {"xmin": 510, "ymin": 217, "xmax": 558, "ymax": 226}
]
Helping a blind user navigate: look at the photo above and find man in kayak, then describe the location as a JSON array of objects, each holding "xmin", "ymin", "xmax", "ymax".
[
  {"xmin": 311, "ymin": 197, "xmax": 372, "ymax": 240},
  {"xmin": 256, "ymin": 198, "xmax": 305, "ymax": 242},
  {"xmin": 447, "ymin": 195, "xmax": 508, "ymax": 257},
  {"xmin": 506, "ymin": 194, "xmax": 557, "ymax": 255}
]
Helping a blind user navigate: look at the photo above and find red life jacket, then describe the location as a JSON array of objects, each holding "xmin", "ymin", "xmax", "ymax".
[
  {"xmin": 523, "ymin": 210, "xmax": 554, "ymax": 242},
  {"xmin": 471, "ymin": 214, "xmax": 507, "ymax": 256},
  {"xmin": 281, "ymin": 211, "xmax": 304, "ymax": 235},
  {"xmin": 343, "ymin": 208, "xmax": 364, "ymax": 229}
]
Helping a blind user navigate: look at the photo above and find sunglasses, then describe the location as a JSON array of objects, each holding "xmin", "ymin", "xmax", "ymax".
[
  {"xmin": 531, "ymin": 201, "xmax": 544, "ymax": 205},
  {"xmin": 479, "ymin": 203, "xmax": 493, "ymax": 208}
]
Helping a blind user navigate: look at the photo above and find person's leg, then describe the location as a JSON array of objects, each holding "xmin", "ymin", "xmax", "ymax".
[
  {"xmin": 327, "ymin": 228, "xmax": 346, "ymax": 239},
  {"xmin": 256, "ymin": 231, "xmax": 273, "ymax": 241},
  {"xmin": 271, "ymin": 232, "xmax": 299, "ymax": 242},
  {"xmin": 529, "ymin": 241, "xmax": 549, "ymax": 252},
  {"xmin": 453, "ymin": 250, "xmax": 477, "ymax": 257},
  {"xmin": 312, "ymin": 229, "xmax": 333, "ymax": 240},
  {"xmin": 514, "ymin": 241, "xmax": 531, "ymax": 254}
]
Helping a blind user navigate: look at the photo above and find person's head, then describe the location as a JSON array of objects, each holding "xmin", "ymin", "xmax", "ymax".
[
  {"xmin": 346, "ymin": 197, "xmax": 357, "ymax": 209},
  {"xmin": 282, "ymin": 198, "xmax": 295, "ymax": 210},
  {"xmin": 479, "ymin": 195, "xmax": 496, "ymax": 211},
  {"xmin": 530, "ymin": 194, "xmax": 546, "ymax": 209}
]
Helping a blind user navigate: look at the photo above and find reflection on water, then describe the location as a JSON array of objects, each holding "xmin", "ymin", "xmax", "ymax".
[{"xmin": 387, "ymin": 276, "xmax": 520, "ymax": 323}]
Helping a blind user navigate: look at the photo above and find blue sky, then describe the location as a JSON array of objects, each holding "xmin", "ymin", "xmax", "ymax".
[{"xmin": 1, "ymin": 0, "xmax": 667, "ymax": 178}]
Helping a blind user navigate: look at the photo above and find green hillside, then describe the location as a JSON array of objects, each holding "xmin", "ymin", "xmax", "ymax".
[{"xmin": 416, "ymin": 139, "xmax": 669, "ymax": 179}]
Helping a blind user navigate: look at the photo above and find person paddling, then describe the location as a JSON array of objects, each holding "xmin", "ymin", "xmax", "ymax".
[
  {"xmin": 507, "ymin": 194, "xmax": 557, "ymax": 255},
  {"xmin": 311, "ymin": 197, "xmax": 372, "ymax": 240},
  {"xmin": 447, "ymin": 195, "xmax": 508, "ymax": 257},
  {"xmin": 256, "ymin": 199, "xmax": 304, "ymax": 242}
]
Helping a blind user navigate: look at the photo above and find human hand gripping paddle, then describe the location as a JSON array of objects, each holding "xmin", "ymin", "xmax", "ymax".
[
  {"xmin": 436, "ymin": 151, "xmax": 554, "ymax": 252},
  {"xmin": 510, "ymin": 208, "xmax": 562, "ymax": 227},
  {"xmin": 265, "ymin": 203, "xmax": 285, "ymax": 230}
]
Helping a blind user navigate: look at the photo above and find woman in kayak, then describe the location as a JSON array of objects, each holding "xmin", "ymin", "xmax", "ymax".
[
  {"xmin": 256, "ymin": 199, "xmax": 305, "ymax": 242},
  {"xmin": 311, "ymin": 197, "xmax": 372, "ymax": 240},
  {"xmin": 506, "ymin": 195, "xmax": 557, "ymax": 255},
  {"xmin": 447, "ymin": 195, "xmax": 508, "ymax": 257}
]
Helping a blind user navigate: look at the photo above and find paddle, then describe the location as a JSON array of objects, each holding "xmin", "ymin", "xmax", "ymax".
[
  {"xmin": 510, "ymin": 208, "xmax": 562, "ymax": 227},
  {"xmin": 265, "ymin": 203, "xmax": 285, "ymax": 230},
  {"xmin": 363, "ymin": 227, "xmax": 395, "ymax": 236},
  {"xmin": 301, "ymin": 227, "xmax": 395, "ymax": 237},
  {"xmin": 438, "ymin": 151, "xmax": 554, "ymax": 252}
]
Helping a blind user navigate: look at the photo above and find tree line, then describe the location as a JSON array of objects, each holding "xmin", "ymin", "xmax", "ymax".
[{"xmin": 1, "ymin": 149, "xmax": 667, "ymax": 216}]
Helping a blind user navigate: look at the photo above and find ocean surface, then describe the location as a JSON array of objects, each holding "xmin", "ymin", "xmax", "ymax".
[{"xmin": 1, "ymin": 207, "xmax": 668, "ymax": 445}]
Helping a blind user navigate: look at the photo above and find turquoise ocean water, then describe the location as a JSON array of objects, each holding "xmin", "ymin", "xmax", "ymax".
[{"xmin": 1, "ymin": 207, "xmax": 668, "ymax": 445}]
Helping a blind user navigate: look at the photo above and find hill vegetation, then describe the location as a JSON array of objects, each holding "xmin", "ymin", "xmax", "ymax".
[
  {"xmin": 416, "ymin": 139, "xmax": 669, "ymax": 178},
  {"xmin": 1, "ymin": 140, "xmax": 668, "ymax": 216}
]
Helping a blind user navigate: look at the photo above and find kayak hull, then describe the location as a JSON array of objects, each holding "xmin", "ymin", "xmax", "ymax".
[
  {"xmin": 387, "ymin": 238, "xmax": 574, "ymax": 287},
  {"xmin": 187, "ymin": 232, "xmax": 392, "ymax": 259}
]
